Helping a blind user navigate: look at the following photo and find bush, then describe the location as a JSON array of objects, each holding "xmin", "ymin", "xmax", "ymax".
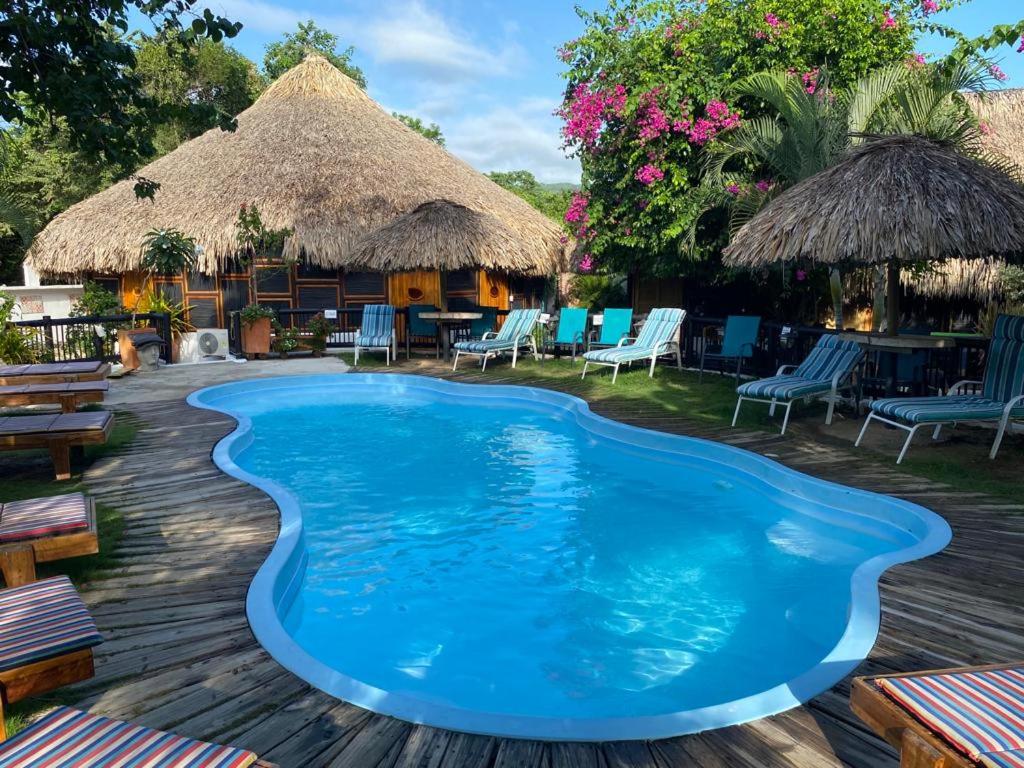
[
  {"xmin": 567, "ymin": 274, "xmax": 629, "ymax": 310},
  {"xmin": 0, "ymin": 292, "xmax": 39, "ymax": 364}
]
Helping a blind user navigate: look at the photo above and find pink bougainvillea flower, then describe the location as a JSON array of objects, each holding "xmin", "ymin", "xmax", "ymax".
[
  {"xmin": 755, "ymin": 179, "xmax": 772, "ymax": 193},
  {"xmin": 921, "ymin": 0, "xmax": 939, "ymax": 13},
  {"xmin": 726, "ymin": 182, "xmax": 742, "ymax": 196},
  {"xmin": 979, "ymin": 120, "xmax": 993, "ymax": 135},
  {"xmin": 558, "ymin": 82, "xmax": 628, "ymax": 148},
  {"xmin": 764, "ymin": 12, "xmax": 781, "ymax": 27},
  {"xmin": 990, "ymin": 64, "xmax": 1008, "ymax": 81},
  {"xmin": 635, "ymin": 164, "xmax": 665, "ymax": 185},
  {"xmin": 905, "ymin": 53, "xmax": 926, "ymax": 68},
  {"xmin": 578, "ymin": 254, "xmax": 594, "ymax": 273},
  {"xmin": 881, "ymin": 10, "xmax": 897, "ymax": 29},
  {"xmin": 796, "ymin": 269, "xmax": 807, "ymax": 282},
  {"xmin": 1018, "ymin": 37, "xmax": 1024, "ymax": 53},
  {"xmin": 564, "ymin": 192, "xmax": 590, "ymax": 224}
]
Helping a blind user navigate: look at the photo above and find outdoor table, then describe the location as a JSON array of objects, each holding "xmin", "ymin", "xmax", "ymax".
[
  {"xmin": 839, "ymin": 332, "xmax": 955, "ymax": 397},
  {"xmin": 419, "ymin": 311, "xmax": 483, "ymax": 362}
]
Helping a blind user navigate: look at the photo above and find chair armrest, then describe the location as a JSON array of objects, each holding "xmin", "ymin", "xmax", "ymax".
[
  {"xmin": 947, "ymin": 379, "xmax": 983, "ymax": 395},
  {"xmin": 776, "ymin": 364, "xmax": 798, "ymax": 375},
  {"xmin": 588, "ymin": 329, "xmax": 598, "ymax": 343},
  {"xmin": 739, "ymin": 342, "xmax": 756, "ymax": 356},
  {"xmin": 1003, "ymin": 394, "xmax": 1024, "ymax": 416},
  {"xmin": 482, "ymin": 331, "xmax": 498, "ymax": 340},
  {"xmin": 617, "ymin": 336, "xmax": 638, "ymax": 347}
]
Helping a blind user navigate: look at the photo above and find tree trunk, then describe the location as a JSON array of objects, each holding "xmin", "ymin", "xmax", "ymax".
[
  {"xmin": 829, "ymin": 268, "xmax": 844, "ymax": 331},
  {"xmin": 871, "ymin": 265, "xmax": 886, "ymax": 332}
]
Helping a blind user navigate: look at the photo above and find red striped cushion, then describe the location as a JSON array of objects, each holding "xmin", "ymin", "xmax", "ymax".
[
  {"xmin": 0, "ymin": 576, "xmax": 102, "ymax": 672},
  {"xmin": 878, "ymin": 668, "xmax": 1024, "ymax": 763},
  {"xmin": 0, "ymin": 707, "xmax": 257, "ymax": 767},
  {"xmin": 0, "ymin": 493, "xmax": 90, "ymax": 542},
  {"xmin": 983, "ymin": 748, "xmax": 1024, "ymax": 768}
]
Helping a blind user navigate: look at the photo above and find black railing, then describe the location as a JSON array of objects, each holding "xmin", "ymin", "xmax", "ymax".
[{"xmin": 13, "ymin": 313, "xmax": 172, "ymax": 363}]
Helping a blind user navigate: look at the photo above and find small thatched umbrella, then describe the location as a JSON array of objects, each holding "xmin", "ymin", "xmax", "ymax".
[
  {"xmin": 347, "ymin": 200, "xmax": 562, "ymax": 310},
  {"xmin": 723, "ymin": 134, "xmax": 1024, "ymax": 334}
]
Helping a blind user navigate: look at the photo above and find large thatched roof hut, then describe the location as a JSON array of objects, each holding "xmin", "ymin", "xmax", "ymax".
[{"xmin": 27, "ymin": 55, "xmax": 566, "ymax": 327}]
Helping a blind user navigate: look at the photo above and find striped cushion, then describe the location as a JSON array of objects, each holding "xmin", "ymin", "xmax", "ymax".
[
  {"xmin": 0, "ymin": 576, "xmax": 102, "ymax": 672},
  {"xmin": 0, "ymin": 706, "xmax": 257, "ymax": 767},
  {"xmin": 495, "ymin": 309, "xmax": 540, "ymax": 342},
  {"xmin": 454, "ymin": 338, "xmax": 519, "ymax": 354},
  {"xmin": 983, "ymin": 336, "xmax": 1024, "ymax": 405},
  {"xmin": 355, "ymin": 333, "xmax": 392, "ymax": 348},
  {"xmin": 0, "ymin": 493, "xmax": 89, "ymax": 543},
  {"xmin": 736, "ymin": 375, "xmax": 834, "ymax": 400},
  {"xmin": 583, "ymin": 307, "xmax": 683, "ymax": 364},
  {"xmin": 877, "ymin": 667, "xmax": 1024, "ymax": 764},
  {"xmin": 584, "ymin": 344, "xmax": 660, "ymax": 364},
  {"xmin": 984, "ymin": 749, "xmax": 1024, "ymax": 768},
  {"xmin": 794, "ymin": 335, "xmax": 864, "ymax": 381},
  {"xmin": 359, "ymin": 305, "xmax": 395, "ymax": 341},
  {"xmin": 871, "ymin": 395, "xmax": 1024, "ymax": 424}
]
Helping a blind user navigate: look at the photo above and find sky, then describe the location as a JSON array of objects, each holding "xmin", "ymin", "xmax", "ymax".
[{"xmin": 187, "ymin": 0, "xmax": 1024, "ymax": 185}]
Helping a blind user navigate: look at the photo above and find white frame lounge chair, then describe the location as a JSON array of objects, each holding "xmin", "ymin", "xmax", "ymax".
[
  {"xmin": 353, "ymin": 304, "xmax": 397, "ymax": 366},
  {"xmin": 581, "ymin": 308, "xmax": 685, "ymax": 384},
  {"xmin": 733, "ymin": 334, "xmax": 864, "ymax": 435},
  {"xmin": 856, "ymin": 314, "xmax": 1024, "ymax": 463},
  {"xmin": 452, "ymin": 308, "xmax": 540, "ymax": 371}
]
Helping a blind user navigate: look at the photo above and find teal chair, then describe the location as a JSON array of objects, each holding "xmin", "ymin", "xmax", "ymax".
[
  {"xmin": 468, "ymin": 307, "xmax": 498, "ymax": 338},
  {"xmin": 857, "ymin": 314, "xmax": 1024, "ymax": 463},
  {"xmin": 549, "ymin": 307, "xmax": 589, "ymax": 362},
  {"xmin": 408, "ymin": 303, "xmax": 440, "ymax": 357},
  {"xmin": 587, "ymin": 308, "xmax": 633, "ymax": 351},
  {"xmin": 699, "ymin": 315, "xmax": 762, "ymax": 383},
  {"xmin": 353, "ymin": 304, "xmax": 397, "ymax": 366},
  {"xmin": 452, "ymin": 308, "xmax": 540, "ymax": 371},
  {"xmin": 582, "ymin": 308, "xmax": 685, "ymax": 383}
]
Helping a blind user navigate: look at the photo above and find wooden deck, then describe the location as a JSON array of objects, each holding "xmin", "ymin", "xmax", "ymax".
[{"xmin": 70, "ymin": 362, "xmax": 1023, "ymax": 767}]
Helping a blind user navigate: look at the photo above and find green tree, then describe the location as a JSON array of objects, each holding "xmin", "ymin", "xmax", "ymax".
[
  {"xmin": 263, "ymin": 21, "xmax": 366, "ymax": 86},
  {"xmin": 486, "ymin": 171, "xmax": 573, "ymax": 223},
  {"xmin": 0, "ymin": 0, "xmax": 241, "ymax": 168},
  {"xmin": 393, "ymin": 113, "xmax": 445, "ymax": 146}
]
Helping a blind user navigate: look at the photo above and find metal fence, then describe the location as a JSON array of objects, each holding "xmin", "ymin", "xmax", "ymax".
[{"xmin": 13, "ymin": 313, "xmax": 173, "ymax": 363}]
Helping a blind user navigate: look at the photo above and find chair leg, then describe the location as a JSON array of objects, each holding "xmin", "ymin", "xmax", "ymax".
[
  {"xmin": 612, "ymin": 363, "xmax": 620, "ymax": 384},
  {"xmin": 769, "ymin": 399, "xmax": 777, "ymax": 417},
  {"xmin": 581, "ymin": 361, "xmax": 589, "ymax": 380},
  {"xmin": 735, "ymin": 357, "xmax": 743, "ymax": 385},
  {"xmin": 897, "ymin": 424, "xmax": 924, "ymax": 464},
  {"xmin": 990, "ymin": 415, "xmax": 1011, "ymax": 459},
  {"xmin": 780, "ymin": 402, "xmax": 794, "ymax": 435},
  {"xmin": 932, "ymin": 424, "xmax": 942, "ymax": 440},
  {"xmin": 482, "ymin": 354, "xmax": 489, "ymax": 372},
  {"xmin": 49, "ymin": 440, "xmax": 71, "ymax": 481},
  {"xmin": 732, "ymin": 397, "xmax": 743, "ymax": 427},
  {"xmin": 0, "ymin": 545, "xmax": 36, "ymax": 588},
  {"xmin": 826, "ymin": 394, "xmax": 837, "ymax": 426},
  {"xmin": 675, "ymin": 344, "xmax": 682, "ymax": 372},
  {"xmin": 354, "ymin": 347, "xmax": 359, "ymax": 367},
  {"xmin": 511, "ymin": 345, "xmax": 519, "ymax": 369},
  {"xmin": 452, "ymin": 351, "xmax": 460, "ymax": 371},
  {"xmin": 855, "ymin": 413, "xmax": 874, "ymax": 447},
  {"xmin": 648, "ymin": 353, "xmax": 657, "ymax": 378}
]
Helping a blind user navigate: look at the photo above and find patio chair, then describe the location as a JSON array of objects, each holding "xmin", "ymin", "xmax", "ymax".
[
  {"xmin": 452, "ymin": 308, "xmax": 540, "ymax": 371},
  {"xmin": 587, "ymin": 308, "xmax": 633, "ymax": 351},
  {"xmin": 0, "ymin": 493, "xmax": 98, "ymax": 587},
  {"xmin": 0, "ymin": 576, "xmax": 102, "ymax": 740},
  {"xmin": 0, "ymin": 706, "xmax": 276, "ymax": 766},
  {"xmin": 0, "ymin": 411, "xmax": 114, "ymax": 481},
  {"xmin": 353, "ymin": 304, "xmax": 397, "ymax": 366},
  {"xmin": 0, "ymin": 361, "xmax": 110, "ymax": 387},
  {"xmin": 549, "ymin": 307, "xmax": 589, "ymax": 362},
  {"xmin": 408, "ymin": 303, "xmax": 440, "ymax": 357},
  {"xmin": 856, "ymin": 314, "xmax": 1024, "ymax": 463},
  {"xmin": 0, "ymin": 380, "xmax": 109, "ymax": 414},
  {"xmin": 732, "ymin": 334, "xmax": 864, "ymax": 434},
  {"xmin": 850, "ymin": 662, "xmax": 1024, "ymax": 768},
  {"xmin": 699, "ymin": 315, "xmax": 762, "ymax": 384},
  {"xmin": 581, "ymin": 308, "xmax": 685, "ymax": 383}
]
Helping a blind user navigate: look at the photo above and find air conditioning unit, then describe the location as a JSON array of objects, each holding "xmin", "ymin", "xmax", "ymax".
[{"xmin": 178, "ymin": 329, "xmax": 230, "ymax": 363}]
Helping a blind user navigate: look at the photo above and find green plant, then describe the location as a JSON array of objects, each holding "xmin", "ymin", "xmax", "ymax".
[
  {"xmin": 235, "ymin": 202, "xmax": 294, "ymax": 299},
  {"xmin": 1000, "ymin": 265, "xmax": 1024, "ymax": 305},
  {"xmin": 0, "ymin": 292, "xmax": 38, "ymax": 363},
  {"xmin": 135, "ymin": 288, "xmax": 194, "ymax": 337},
  {"xmin": 568, "ymin": 274, "xmax": 628, "ymax": 310},
  {"xmin": 239, "ymin": 303, "xmax": 276, "ymax": 327},
  {"xmin": 306, "ymin": 313, "xmax": 332, "ymax": 353},
  {"xmin": 140, "ymin": 228, "xmax": 198, "ymax": 276},
  {"xmin": 272, "ymin": 320, "xmax": 299, "ymax": 355}
]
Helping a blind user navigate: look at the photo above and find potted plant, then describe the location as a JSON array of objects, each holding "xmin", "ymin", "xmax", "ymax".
[
  {"xmin": 272, "ymin": 320, "xmax": 300, "ymax": 358},
  {"xmin": 306, "ymin": 313, "xmax": 332, "ymax": 358},
  {"xmin": 135, "ymin": 288, "xmax": 195, "ymax": 363},
  {"xmin": 240, "ymin": 303, "xmax": 276, "ymax": 358}
]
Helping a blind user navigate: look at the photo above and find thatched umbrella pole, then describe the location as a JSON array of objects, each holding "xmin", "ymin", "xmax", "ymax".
[{"xmin": 722, "ymin": 135, "xmax": 1024, "ymax": 335}]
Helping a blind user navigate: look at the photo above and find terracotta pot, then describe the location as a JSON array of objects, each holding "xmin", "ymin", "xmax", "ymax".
[
  {"xmin": 241, "ymin": 317, "xmax": 272, "ymax": 358},
  {"xmin": 118, "ymin": 327, "xmax": 156, "ymax": 372}
]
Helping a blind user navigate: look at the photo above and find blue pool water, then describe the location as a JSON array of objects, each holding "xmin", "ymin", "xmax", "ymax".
[{"xmin": 189, "ymin": 374, "xmax": 950, "ymax": 740}]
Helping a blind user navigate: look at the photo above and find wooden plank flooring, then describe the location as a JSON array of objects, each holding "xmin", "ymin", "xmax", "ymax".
[{"xmin": 70, "ymin": 363, "xmax": 1023, "ymax": 767}]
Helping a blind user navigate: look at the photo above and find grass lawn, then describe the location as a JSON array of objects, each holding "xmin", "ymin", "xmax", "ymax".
[{"xmin": 0, "ymin": 416, "xmax": 135, "ymax": 736}]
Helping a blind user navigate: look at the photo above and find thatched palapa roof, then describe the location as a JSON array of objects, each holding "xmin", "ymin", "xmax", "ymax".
[
  {"xmin": 348, "ymin": 200, "xmax": 556, "ymax": 274},
  {"xmin": 27, "ymin": 55, "xmax": 567, "ymax": 276},
  {"xmin": 723, "ymin": 134, "xmax": 1024, "ymax": 269}
]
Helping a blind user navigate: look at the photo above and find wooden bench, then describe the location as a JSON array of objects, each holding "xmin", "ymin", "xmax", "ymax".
[
  {"xmin": 851, "ymin": 663, "xmax": 1024, "ymax": 768},
  {"xmin": 0, "ymin": 493, "xmax": 99, "ymax": 587},
  {"xmin": 0, "ymin": 361, "xmax": 111, "ymax": 386},
  {"xmin": 0, "ymin": 380, "xmax": 109, "ymax": 413},
  {"xmin": 0, "ymin": 411, "xmax": 114, "ymax": 480}
]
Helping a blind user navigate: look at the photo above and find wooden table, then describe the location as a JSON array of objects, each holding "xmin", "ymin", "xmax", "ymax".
[
  {"xmin": 419, "ymin": 311, "xmax": 483, "ymax": 362},
  {"xmin": 839, "ymin": 332, "xmax": 954, "ymax": 396}
]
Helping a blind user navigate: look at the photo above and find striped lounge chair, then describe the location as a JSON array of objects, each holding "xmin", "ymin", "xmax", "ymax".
[
  {"xmin": 452, "ymin": 308, "xmax": 540, "ymax": 371},
  {"xmin": 0, "ymin": 576, "xmax": 102, "ymax": 740},
  {"xmin": 353, "ymin": 304, "xmax": 397, "ymax": 366},
  {"xmin": 856, "ymin": 314, "xmax": 1024, "ymax": 463},
  {"xmin": 581, "ymin": 308, "xmax": 685, "ymax": 384},
  {"xmin": 851, "ymin": 663, "xmax": 1024, "ymax": 768},
  {"xmin": 0, "ymin": 706, "xmax": 275, "ymax": 766},
  {"xmin": 732, "ymin": 334, "xmax": 864, "ymax": 434},
  {"xmin": 0, "ymin": 493, "xmax": 98, "ymax": 587}
]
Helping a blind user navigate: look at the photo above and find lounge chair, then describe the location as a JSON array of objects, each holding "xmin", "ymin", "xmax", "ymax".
[
  {"xmin": 0, "ymin": 411, "xmax": 114, "ymax": 481},
  {"xmin": 733, "ymin": 334, "xmax": 864, "ymax": 434},
  {"xmin": 851, "ymin": 662, "xmax": 1024, "ymax": 768},
  {"xmin": 0, "ymin": 706, "xmax": 276, "ymax": 766},
  {"xmin": 0, "ymin": 576, "xmax": 102, "ymax": 740},
  {"xmin": 0, "ymin": 493, "xmax": 98, "ymax": 587},
  {"xmin": 548, "ymin": 307, "xmax": 589, "ymax": 362},
  {"xmin": 0, "ymin": 361, "xmax": 110, "ymax": 387},
  {"xmin": 587, "ymin": 308, "xmax": 633, "ymax": 351},
  {"xmin": 452, "ymin": 308, "xmax": 540, "ymax": 371},
  {"xmin": 353, "ymin": 304, "xmax": 397, "ymax": 366},
  {"xmin": 856, "ymin": 314, "xmax": 1024, "ymax": 463},
  {"xmin": 581, "ymin": 308, "xmax": 685, "ymax": 383},
  {"xmin": 0, "ymin": 380, "xmax": 109, "ymax": 414},
  {"xmin": 699, "ymin": 315, "xmax": 762, "ymax": 384}
]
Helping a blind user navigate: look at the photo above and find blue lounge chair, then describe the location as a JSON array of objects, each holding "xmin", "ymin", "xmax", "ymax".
[
  {"xmin": 452, "ymin": 308, "xmax": 540, "ymax": 371},
  {"xmin": 587, "ymin": 308, "xmax": 633, "ymax": 350},
  {"xmin": 408, "ymin": 304, "xmax": 440, "ymax": 357},
  {"xmin": 733, "ymin": 334, "xmax": 864, "ymax": 434},
  {"xmin": 549, "ymin": 307, "xmax": 589, "ymax": 362},
  {"xmin": 699, "ymin": 315, "xmax": 762, "ymax": 384},
  {"xmin": 856, "ymin": 314, "xmax": 1024, "ymax": 463},
  {"xmin": 581, "ymin": 308, "xmax": 685, "ymax": 383},
  {"xmin": 353, "ymin": 304, "xmax": 397, "ymax": 366}
]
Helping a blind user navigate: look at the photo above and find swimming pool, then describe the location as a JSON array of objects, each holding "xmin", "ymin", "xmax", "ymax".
[{"xmin": 189, "ymin": 374, "xmax": 950, "ymax": 741}]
